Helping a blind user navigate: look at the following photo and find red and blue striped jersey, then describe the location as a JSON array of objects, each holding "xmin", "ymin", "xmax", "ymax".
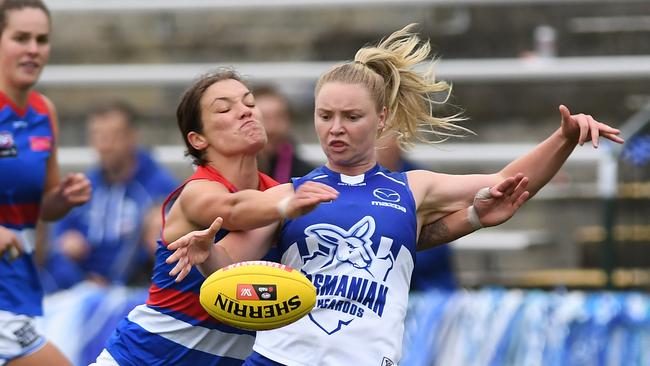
[
  {"xmin": 0, "ymin": 90, "xmax": 54, "ymax": 316},
  {"xmin": 105, "ymin": 165, "xmax": 280, "ymax": 365}
]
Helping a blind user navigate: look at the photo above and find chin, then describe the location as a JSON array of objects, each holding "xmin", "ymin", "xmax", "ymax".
[
  {"xmin": 247, "ymin": 139, "xmax": 266, "ymax": 154},
  {"xmin": 15, "ymin": 77, "xmax": 39, "ymax": 90}
]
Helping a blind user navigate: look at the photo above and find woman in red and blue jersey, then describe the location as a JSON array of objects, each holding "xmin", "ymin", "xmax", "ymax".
[
  {"xmin": 91, "ymin": 70, "xmax": 337, "ymax": 366},
  {"xmin": 0, "ymin": 1, "xmax": 91, "ymax": 366}
]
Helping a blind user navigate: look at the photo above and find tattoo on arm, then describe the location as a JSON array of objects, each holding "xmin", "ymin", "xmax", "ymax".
[{"xmin": 417, "ymin": 220, "xmax": 450, "ymax": 249}]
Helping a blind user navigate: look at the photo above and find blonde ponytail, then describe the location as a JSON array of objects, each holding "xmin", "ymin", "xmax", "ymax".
[{"xmin": 315, "ymin": 23, "xmax": 470, "ymax": 148}]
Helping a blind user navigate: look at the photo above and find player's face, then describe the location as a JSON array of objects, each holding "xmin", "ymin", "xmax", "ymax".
[
  {"xmin": 257, "ymin": 94, "xmax": 290, "ymax": 153},
  {"xmin": 314, "ymin": 82, "xmax": 385, "ymax": 172},
  {"xmin": 87, "ymin": 111, "xmax": 136, "ymax": 175},
  {"xmin": 0, "ymin": 8, "xmax": 50, "ymax": 92},
  {"xmin": 199, "ymin": 79, "xmax": 267, "ymax": 157}
]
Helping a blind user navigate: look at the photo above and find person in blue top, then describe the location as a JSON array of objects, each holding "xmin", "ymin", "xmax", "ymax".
[
  {"xmin": 376, "ymin": 132, "xmax": 456, "ymax": 291},
  {"xmin": 254, "ymin": 85, "xmax": 315, "ymax": 183},
  {"xmin": 43, "ymin": 101, "xmax": 178, "ymax": 290},
  {"xmin": 166, "ymin": 24, "xmax": 623, "ymax": 365},
  {"xmin": 0, "ymin": 1, "xmax": 92, "ymax": 365}
]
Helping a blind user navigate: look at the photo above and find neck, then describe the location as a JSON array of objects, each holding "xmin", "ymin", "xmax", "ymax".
[
  {"xmin": 207, "ymin": 153, "xmax": 260, "ymax": 190},
  {"xmin": 0, "ymin": 80, "xmax": 29, "ymax": 107},
  {"xmin": 326, "ymin": 159, "xmax": 377, "ymax": 177},
  {"xmin": 103, "ymin": 155, "xmax": 137, "ymax": 184},
  {"xmin": 377, "ymin": 155, "xmax": 400, "ymax": 172}
]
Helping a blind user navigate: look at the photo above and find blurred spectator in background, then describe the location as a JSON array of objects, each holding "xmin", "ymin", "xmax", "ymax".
[
  {"xmin": 377, "ymin": 132, "xmax": 457, "ymax": 291},
  {"xmin": 254, "ymin": 85, "xmax": 315, "ymax": 182},
  {"xmin": 41, "ymin": 101, "xmax": 177, "ymax": 291}
]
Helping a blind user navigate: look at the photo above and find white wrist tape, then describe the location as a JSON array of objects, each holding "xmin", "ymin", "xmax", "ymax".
[
  {"xmin": 277, "ymin": 196, "xmax": 291, "ymax": 218},
  {"xmin": 467, "ymin": 205, "xmax": 483, "ymax": 231},
  {"xmin": 468, "ymin": 186, "xmax": 491, "ymax": 231},
  {"xmin": 474, "ymin": 187, "xmax": 493, "ymax": 204}
]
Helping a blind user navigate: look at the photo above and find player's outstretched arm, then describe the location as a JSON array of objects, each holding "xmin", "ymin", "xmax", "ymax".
[
  {"xmin": 417, "ymin": 174, "xmax": 529, "ymax": 250},
  {"xmin": 411, "ymin": 106, "xmax": 623, "ymax": 219},
  {"xmin": 166, "ymin": 217, "xmax": 277, "ymax": 282},
  {"xmin": 495, "ymin": 105, "xmax": 623, "ymax": 197},
  {"xmin": 225, "ymin": 181, "xmax": 338, "ymax": 230},
  {"xmin": 181, "ymin": 181, "xmax": 338, "ymax": 232}
]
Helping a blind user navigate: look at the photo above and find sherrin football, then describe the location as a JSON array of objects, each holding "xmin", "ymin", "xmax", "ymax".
[{"xmin": 199, "ymin": 260, "xmax": 316, "ymax": 330}]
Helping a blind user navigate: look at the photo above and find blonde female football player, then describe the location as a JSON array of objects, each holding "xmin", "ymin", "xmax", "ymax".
[{"xmin": 166, "ymin": 24, "xmax": 623, "ymax": 366}]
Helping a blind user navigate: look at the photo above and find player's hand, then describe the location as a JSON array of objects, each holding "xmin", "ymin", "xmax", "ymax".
[
  {"xmin": 0, "ymin": 226, "xmax": 23, "ymax": 262},
  {"xmin": 58, "ymin": 230, "xmax": 90, "ymax": 262},
  {"xmin": 558, "ymin": 105, "xmax": 624, "ymax": 148},
  {"xmin": 166, "ymin": 217, "xmax": 223, "ymax": 282},
  {"xmin": 284, "ymin": 182, "xmax": 338, "ymax": 219},
  {"xmin": 57, "ymin": 173, "xmax": 92, "ymax": 207},
  {"xmin": 473, "ymin": 173, "xmax": 530, "ymax": 227}
]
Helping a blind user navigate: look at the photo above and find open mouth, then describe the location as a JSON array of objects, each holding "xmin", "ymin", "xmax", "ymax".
[
  {"xmin": 328, "ymin": 140, "xmax": 348, "ymax": 151},
  {"xmin": 19, "ymin": 61, "xmax": 40, "ymax": 73}
]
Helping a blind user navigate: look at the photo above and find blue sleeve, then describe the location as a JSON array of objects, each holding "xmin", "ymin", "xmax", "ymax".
[
  {"xmin": 51, "ymin": 205, "xmax": 85, "ymax": 241},
  {"xmin": 147, "ymin": 167, "xmax": 178, "ymax": 202}
]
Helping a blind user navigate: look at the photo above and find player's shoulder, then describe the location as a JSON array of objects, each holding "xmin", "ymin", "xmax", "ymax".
[
  {"xmin": 372, "ymin": 166, "xmax": 411, "ymax": 188},
  {"xmin": 28, "ymin": 91, "xmax": 55, "ymax": 115},
  {"xmin": 291, "ymin": 166, "xmax": 328, "ymax": 186}
]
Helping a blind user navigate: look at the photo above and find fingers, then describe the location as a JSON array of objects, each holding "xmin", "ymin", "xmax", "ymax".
[
  {"xmin": 563, "ymin": 105, "xmax": 624, "ymax": 148},
  {"xmin": 62, "ymin": 173, "xmax": 92, "ymax": 205},
  {"xmin": 175, "ymin": 265, "xmax": 191, "ymax": 283},
  {"xmin": 559, "ymin": 105, "xmax": 571, "ymax": 122},
  {"xmin": 491, "ymin": 177, "xmax": 514, "ymax": 197},
  {"xmin": 166, "ymin": 235, "xmax": 190, "ymax": 251},
  {"xmin": 598, "ymin": 124, "xmax": 621, "ymax": 135},
  {"xmin": 589, "ymin": 116, "xmax": 600, "ymax": 148},
  {"xmin": 169, "ymin": 253, "xmax": 191, "ymax": 283},
  {"xmin": 575, "ymin": 114, "xmax": 590, "ymax": 147},
  {"xmin": 290, "ymin": 196, "xmax": 330, "ymax": 217},
  {"xmin": 603, "ymin": 132, "xmax": 625, "ymax": 144},
  {"xmin": 170, "ymin": 258, "xmax": 191, "ymax": 282},
  {"xmin": 169, "ymin": 250, "xmax": 188, "ymax": 277},
  {"xmin": 510, "ymin": 176, "xmax": 529, "ymax": 201},
  {"xmin": 514, "ymin": 191, "xmax": 530, "ymax": 208},
  {"xmin": 287, "ymin": 182, "xmax": 339, "ymax": 218},
  {"xmin": 491, "ymin": 173, "xmax": 525, "ymax": 198},
  {"xmin": 1, "ymin": 245, "xmax": 21, "ymax": 262},
  {"xmin": 298, "ymin": 182, "xmax": 339, "ymax": 200},
  {"xmin": 207, "ymin": 217, "xmax": 223, "ymax": 237},
  {"xmin": 0, "ymin": 233, "xmax": 23, "ymax": 262},
  {"xmin": 166, "ymin": 246, "xmax": 183, "ymax": 264}
]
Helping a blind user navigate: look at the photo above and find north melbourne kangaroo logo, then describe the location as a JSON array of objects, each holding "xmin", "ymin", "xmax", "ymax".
[{"xmin": 301, "ymin": 216, "xmax": 395, "ymax": 334}]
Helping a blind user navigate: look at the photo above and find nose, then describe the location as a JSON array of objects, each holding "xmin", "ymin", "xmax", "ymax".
[
  {"xmin": 329, "ymin": 117, "xmax": 344, "ymax": 135},
  {"xmin": 237, "ymin": 102, "xmax": 253, "ymax": 119},
  {"xmin": 26, "ymin": 39, "xmax": 39, "ymax": 54}
]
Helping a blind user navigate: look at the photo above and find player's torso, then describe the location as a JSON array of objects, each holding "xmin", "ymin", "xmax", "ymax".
[
  {"xmin": 0, "ymin": 91, "xmax": 54, "ymax": 316},
  {"xmin": 256, "ymin": 165, "xmax": 417, "ymax": 366},
  {"xmin": 0, "ymin": 92, "xmax": 53, "ymax": 232},
  {"xmin": 107, "ymin": 168, "xmax": 278, "ymax": 365}
]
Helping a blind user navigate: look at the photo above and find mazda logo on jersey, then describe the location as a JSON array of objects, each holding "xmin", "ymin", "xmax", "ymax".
[{"xmin": 372, "ymin": 188, "xmax": 400, "ymax": 203}]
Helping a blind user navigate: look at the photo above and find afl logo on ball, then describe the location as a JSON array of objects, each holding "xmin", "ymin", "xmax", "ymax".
[{"xmin": 237, "ymin": 284, "xmax": 277, "ymax": 301}]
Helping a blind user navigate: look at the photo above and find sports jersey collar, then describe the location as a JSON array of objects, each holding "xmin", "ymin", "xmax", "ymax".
[{"xmin": 320, "ymin": 164, "xmax": 382, "ymax": 185}]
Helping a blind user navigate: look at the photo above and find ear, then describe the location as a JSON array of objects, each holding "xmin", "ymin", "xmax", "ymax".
[
  {"xmin": 377, "ymin": 106, "xmax": 387, "ymax": 132},
  {"xmin": 187, "ymin": 131, "xmax": 208, "ymax": 151}
]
